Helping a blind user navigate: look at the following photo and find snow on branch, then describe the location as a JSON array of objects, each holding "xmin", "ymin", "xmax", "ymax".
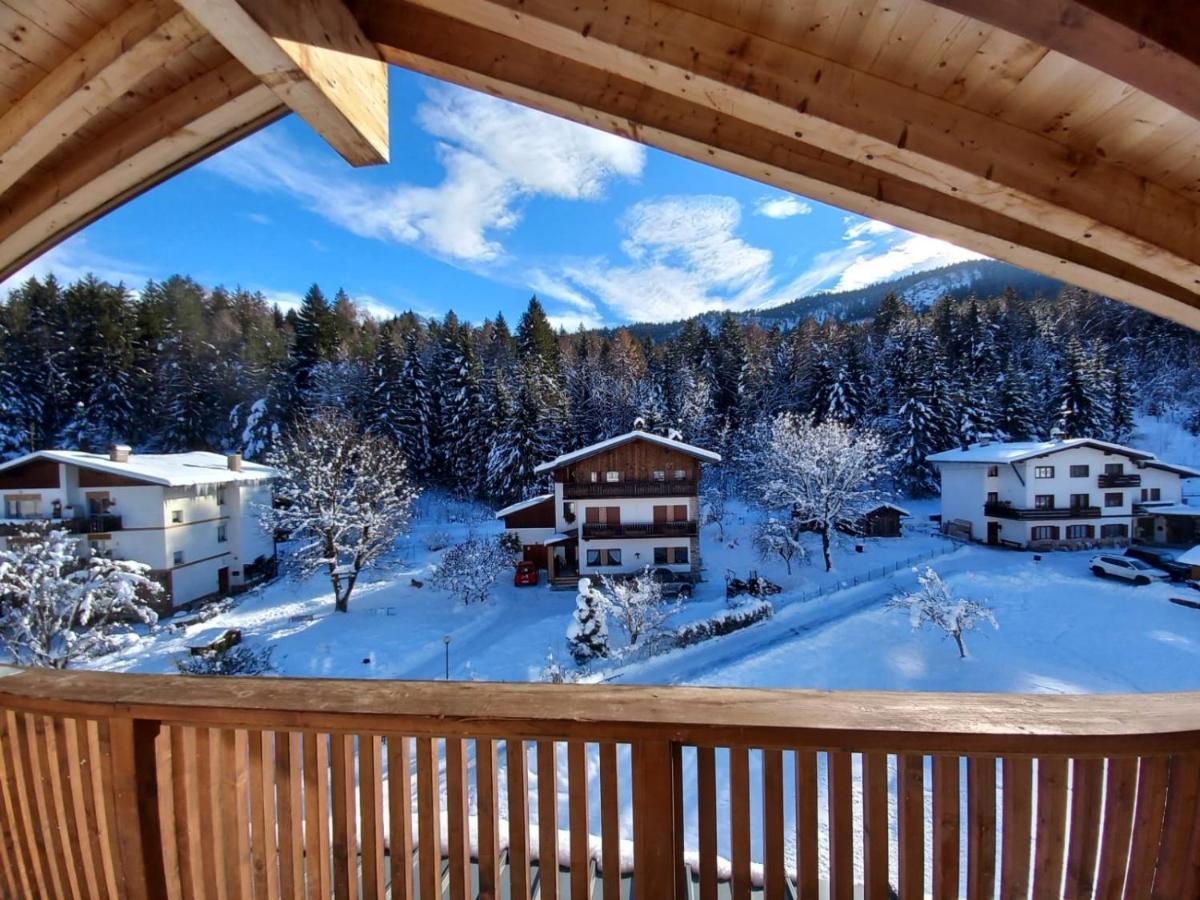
[{"xmin": 889, "ymin": 567, "xmax": 997, "ymax": 659}]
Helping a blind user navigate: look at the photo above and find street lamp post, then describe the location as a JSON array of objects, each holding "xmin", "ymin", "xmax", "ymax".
[{"xmin": 443, "ymin": 635, "xmax": 451, "ymax": 680}]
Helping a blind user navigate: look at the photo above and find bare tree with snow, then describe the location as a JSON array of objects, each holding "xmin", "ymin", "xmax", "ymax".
[
  {"xmin": 600, "ymin": 567, "xmax": 680, "ymax": 646},
  {"xmin": 431, "ymin": 534, "xmax": 517, "ymax": 604},
  {"xmin": 755, "ymin": 413, "xmax": 888, "ymax": 572},
  {"xmin": 889, "ymin": 567, "xmax": 997, "ymax": 659},
  {"xmin": 0, "ymin": 528, "xmax": 161, "ymax": 668},
  {"xmin": 752, "ymin": 517, "xmax": 807, "ymax": 575},
  {"xmin": 263, "ymin": 409, "xmax": 419, "ymax": 612}
]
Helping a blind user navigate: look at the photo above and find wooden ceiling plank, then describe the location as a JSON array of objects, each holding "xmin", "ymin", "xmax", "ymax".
[
  {"xmin": 2, "ymin": 0, "xmax": 113, "ymax": 46},
  {"xmin": 906, "ymin": 14, "xmax": 990, "ymax": 97},
  {"xmin": 365, "ymin": 1, "xmax": 1200, "ymax": 328},
  {"xmin": 398, "ymin": 0, "xmax": 1200, "ymax": 298},
  {"xmin": 0, "ymin": 1, "xmax": 203, "ymax": 197},
  {"xmin": 0, "ymin": 4, "xmax": 73, "ymax": 68},
  {"xmin": 0, "ymin": 58, "xmax": 283, "ymax": 276},
  {"xmin": 925, "ymin": 0, "xmax": 1200, "ymax": 125},
  {"xmin": 938, "ymin": 26, "xmax": 1047, "ymax": 113},
  {"xmin": 175, "ymin": 0, "xmax": 387, "ymax": 165}
]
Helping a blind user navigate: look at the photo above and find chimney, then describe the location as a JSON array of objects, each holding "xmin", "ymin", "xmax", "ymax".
[
  {"xmin": 977, "ymin": 432, "xmax": 993, "ymax": 447},
  {"xmin": 109, "ymin": 444, "xmax": 130, "ymax": 463},
  {"xmin": 227, "ymin": 453, "xmax": 243, "ymax": 472},
  {"xmin": 1050, "ymin": 427, "xmax": 1067, "ymax": 442}
]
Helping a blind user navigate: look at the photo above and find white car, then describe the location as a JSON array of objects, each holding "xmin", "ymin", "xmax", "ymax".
[{"xmin": 1090, "ymin": 555, "xmax": 1169, "ymax": 585}]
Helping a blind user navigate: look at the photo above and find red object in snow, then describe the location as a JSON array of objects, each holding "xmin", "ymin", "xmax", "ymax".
[{"xmin": 513, "ymin": 560, "xmax": 539, "ymax": 586}]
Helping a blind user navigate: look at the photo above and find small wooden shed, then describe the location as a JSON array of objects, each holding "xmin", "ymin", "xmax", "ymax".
[{"xmin": 852, "ymin": 503, "xmax": 912, "ymax": 538}]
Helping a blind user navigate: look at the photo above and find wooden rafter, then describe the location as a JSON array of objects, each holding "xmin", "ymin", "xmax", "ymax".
[{"xmin": 175, "ymin": 0, "xmax": 389, "ymax": 166}]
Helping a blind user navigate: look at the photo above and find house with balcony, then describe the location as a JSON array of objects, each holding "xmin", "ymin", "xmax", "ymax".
[
  {"xmin": 497, "ymin": 430, "xmax": 720, "ymax": 587},
  {"xmin": 0, "ymin": 445, "xmax": 277, "ymax": 610},
  {"xmin": 928, "ymin": 436, "xmax": 1200, "ymax": 549}
]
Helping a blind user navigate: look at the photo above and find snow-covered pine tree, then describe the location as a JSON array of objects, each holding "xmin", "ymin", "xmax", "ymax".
[
  {"xmin": 889, "ymin": 324, "xmax": 956, "ymax": 496},
  {"xmin": 567, "ymin": 577, "xmax": 609, "ymax": 664},
  {"xmin": 995, "ymin": 362, "xmax": 1040, "ymax": 441},
  {"xmin": 515, "ymin": 296, "xmax": 560, "ymax": 372},
  {"xmin": 434, "ymin": 316, "xmax": 487, "ymax": 495},
  {"xmin": 1055, "ymin": 337, "xmax": 1107, "ymax": 438},
  {"xmin": 1109, "ymin": 363, "xmax": 1135, "ymax": 443}
]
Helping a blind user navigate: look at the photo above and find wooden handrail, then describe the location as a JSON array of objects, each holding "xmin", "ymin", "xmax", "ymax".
[{"xmin": 0, "ymin": 666, "xmax": 1198, "ymax": 898}]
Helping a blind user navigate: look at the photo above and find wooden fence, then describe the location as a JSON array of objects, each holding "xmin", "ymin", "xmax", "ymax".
[{"xmin": 0, "ymin": 667, "xmax": 1196, "ymax": 898}]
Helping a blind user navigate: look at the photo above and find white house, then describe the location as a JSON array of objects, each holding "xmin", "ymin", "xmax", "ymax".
[
  {"xmin": 497, "ymin": 431, "xmax": 721, "ymax": 586},
  {"xmin": 928, "ymin": 436, "xmax": 1200, "ymax": 549},
  {"xmin": 0, "ymin": 445, "xmax": 277, "ymax": 610}
]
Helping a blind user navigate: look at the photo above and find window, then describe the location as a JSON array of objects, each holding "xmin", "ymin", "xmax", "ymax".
[
  {"xmin": 605, "ymin": 471, "xmax": 620, "ymax": 483},
  {"xmin": 171, "ymin": 509, "xmax": 182, "ymax": 524},
  {"xmin": 88, "ymin": 539, "xmax": 112, "ymax": 559},
  {"xmin": 987, "ymin": 491, "xmax": 999, "ymax": 504},
  {"xmin": 1034, "ymin": 466, "xmax": 1055, "ymax": 478},
  {"xmin": 585, "ymin": 507, "xmax": 621, "ymax": 525},
  {"xmin": 217, "ymin": 524, "xmax": 227, "ymax": 543},
  {"xmin": 987, "ymin": 466, "xmax": 999, "ymax": 477},
  {"xmin": 217, "ymin": 488, "xmax": 226, "ymax": 506},
  {"xmin": 673, "ymin": 469, "xmax": 687, "ymax": 481},
  {"xmin": 3, "ymin": 496, "xmax": 40, "ymax": 518},
  {"xmin": 672, "ymin": 547, "xmax": 689, "ymax": 564},
  {"xmin": 1101, "ymin": 524, "xmax": 1129, "ymax": 538},
  {"xmin": 589, "ymin": 471, "xmax": 598, "ymax": 483},
  {"xmin": 1069, "ymin": 493, "xmax": 1090, "ymax": 509},
  {"xmin": 1069, "ymin": 465, "xmax": 1089, "ymax": 477},
  {"xmin": 562, "ymin": 502, "xmax": 576, "ymax": 522},
  {"xmin": 1150, "ymin": 488, "xmax": 1162, "ymax": 501},
  {"xmin": 1105, "ymin": 493, "xmax": 1123, "ymax": 508},
  {"xmin": 1031, "ymin": 526, "xmax": 1059, "ymax": 541},
  {"xmin": 651, "ymin": 470, "xmax": 666, "ymax": 482},
  {"xmin": 1034, "ymin": 495, "xmax": 1055, "ymax": 509},
  {"xmin": 1065, "ymin": 525, "xmax": 1094, "ymax": 539},
  {"xmin": 173, "ymin": 550, "xmax": 184, "ymax": 566},
  {"xmin": 654, "ymin": 547, "xmax": 668, "ymax": 564},
  {"xmin": 673, "ymin": 504, "xmax": 688, "ymax": 522},
  {"xmin": 1104, "ymin": 463, "xmax": 1124, "ymax": 476},
  {"xmin": 586, "ymin": 549, "xmax": 622, "ymax": 567}
]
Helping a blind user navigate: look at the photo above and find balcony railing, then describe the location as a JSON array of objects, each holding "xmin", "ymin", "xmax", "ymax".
[
  {"xmin": 582, "ymin": 519, "xmax": 698, "ymax": 539},
  {"xmin": 0, "ymin": 513, "xmax": 122, "ymax": 536},
  {"xmin": 0, "ymin": 667, "xmax": 1196, "ymax": 898},
  {"xmin": 1098, "ymin": 473, "xmax": 1141, "ymax": 488},
  {"xmin": 984, "ymin": 502, "xmax": 1101, "ymax": 520},
  {"xmin": 564, "ymin": 479, "xmax": 697, "ymax": 499}
]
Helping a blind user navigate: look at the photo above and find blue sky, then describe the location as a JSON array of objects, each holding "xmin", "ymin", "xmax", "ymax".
[{"xmin": 6, "ymin": 70, "xmax": 984, "ymax": 327}]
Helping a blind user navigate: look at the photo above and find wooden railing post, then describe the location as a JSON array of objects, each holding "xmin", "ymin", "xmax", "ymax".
[
  {"xmin": 108, "ymin": 717, "xmax": 168, "ymax": 900},
  {"xmin": 631, "ymin": 738, "xmax": 683, "ymax": 899}
]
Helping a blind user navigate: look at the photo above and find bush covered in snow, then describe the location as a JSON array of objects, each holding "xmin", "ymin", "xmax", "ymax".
[
  {"xmin": 599, "ymin": 566, "xmax": 681, "ymax": 647},
  {"xmin": 431, "ymin": 534, "xmax": 518, "ymax": 604},
  {"xmin": 176, "ymin": 644, "xmax": 275, "ymax": 676},
  {"xmin": 674, "ymin": 600, "xmax": 773, "ymax": 649},
  {"xmin": 752, "ymin": 517, "xmax": 807, "ymax": 575},
  {"xmin": 889, "ymin": 566, "xmax": 997, "ymax": 659},
  {"xmin": 567, "ymin": 578, "xmax": 609, "ymax": 665},
  {"xmin": 0, "ymin": 527, "xmax": 161, "ymax": 668}
]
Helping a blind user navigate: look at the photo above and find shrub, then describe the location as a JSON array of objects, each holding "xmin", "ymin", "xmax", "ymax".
[
  {"xmin": 177, "ymin": 644, "xmax": 274, "ymax": 676},
  {"xmin": 674, "ymin": 601, "xmax": 773, "ymax": 648}
]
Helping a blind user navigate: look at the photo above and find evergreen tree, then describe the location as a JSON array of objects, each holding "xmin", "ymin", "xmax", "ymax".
[{"xmin": 515, "ymin": 296, "xmax": 559, "ymax": 370}]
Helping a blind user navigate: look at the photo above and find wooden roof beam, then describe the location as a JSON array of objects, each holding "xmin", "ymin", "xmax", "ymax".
[
  {"xmin": 385, "ymin": 0, "xmax": 1200, "ymax": 311},
  {"xmin": 362, "ymin": 2, "xmax": 1200, "ymax": 328},
  {"xmin": 925, "ymin": 0, "xmax": 1200, "ymax": 124},
  {"xmin": 0, "ymin": 1, "xmax": 207, "ymax": 198},
  {"xmin": 177, "ymin": 0, "xmax": 389, "ymax": 166}
]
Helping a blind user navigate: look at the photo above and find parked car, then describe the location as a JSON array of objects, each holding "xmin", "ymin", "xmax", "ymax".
[
  {"xmin": 1125, "ymin": 546, "xmax": 1193, "ymax": 581},
  {"xmin": 513, "ymin": 561, "xmax": 539, "ymax": 587},
  {"xmin": 652, "ymin": 568, "xmax": 694, "ymax": 599},
  {"xmin": 1090, "ymin": 555, "xmax": 1169, "ymax": 585}
]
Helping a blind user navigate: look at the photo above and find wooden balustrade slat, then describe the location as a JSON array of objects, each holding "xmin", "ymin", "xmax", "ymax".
[
  {"xmin": 1150, "ymin": 754, "xmax": 1200, "ymax": 899},
  {"xmin": 761, "ymin": 748, "xmax": 786, "ymax": 900},
  {"xmin": 932, "ymin": 755, "xmax": 960, "ymax": 900},
  {"xmin": 152, "ymin": 725, "xmax": 179, "ymax": 900},
  {"xmin": 537, "ymin": 740, "xmax": 560, "ymax": 900},
  {"xmin": 695, "ymin": 745, "xmax": 717, "ymax": 900},
  {"xmin": 827, "ymin": 750, "xmax": 853, "ymax": 900},
  {"xmin": 1125, "ymin": 755, "xmax": 1170, "ymax": 897},
  {"xmin": 386, "ymin": 735, "xmax": 415, "ymax": 900},
  {"xmin": 1000, "ymin": 756, "xmax": 1032, "ymax": 900},
  {"xmin": 0, "ymin": 715, "xmax": 19, "ymax": 900},
  {"xmin": 193, "ymin": 728, "xmax": 225, "ymax": 900},
  {"xmin": 899, "ymin": 753, "xmax": 925, "ymax": 900},
  {"xmin": 861, "ymin": 752, "xmax": 889, "ymax": 900},
  {"xmin": 169, "ymin": 727, "xmax": 200, "ymax": 900},
  {"xmin": 476, "ymin": 738, "xmax": 501, "ymax": 900},
  {"xmin": 23, "ymin": 713, "xmax": 68, "ymax": 899},
  {"xmin": 508, "ymin": 739, "xmax": 532, "ymax": 900},
  {"xmin": 112, "ymin": 717, "xmax": 169, "ymax": 900},
  {"xmin": 358, "ymin": 734, "xmax": 386, "ymax": 900},
  {"xmin": 302, "ymin": 732, "xmax": 332, "ymax": 900},
  {"xmin": 63, "ymin": 719, "xmax": 99, "ymax": 900},
  {"xmin": 1032, "ymin": 757, "xmax": 1068, "ymax": 900},
  {"xmin": 795, "ymin": 749, "xmax": 818, "ymax": 898},
  {"xmin": 0, "ymin": 710, "xmax": 38, "ymax": 898},
  {"xmin": 220, "ymin": 729, "xmax": 251, "ymax": 900},
  {"xmin": 330, "ymin": 733, "xmax": 357, "ymax": 900},
  {"xmin": 966, "ymin": 756, "xmax": 997, "ymax": 900},
  {"xmin": 1066, "ymin": 758, "xmax": 1103, "ymax": 897},
  {"xmin": 415, "ymin": 736, "xmax": 442, "ymax": 900},
  {"xmin": 729, "ymin": 745, "xmax": 751, "ymax": 900},
  {"xmin": 248, "ymin": 730, "xmax": 279, "ymax": 900},
  {"xmin": 274, "ymin": 732, "xmax": 304, "ymax": 900},
  {"xmin": 632, "ymin": 739, "xmax": 681, "ymax": 900},
  {"xmin": 92, "ymin": 718, "xmax": 124, "ymax": 900},
  {"xmin": 567, "ymin": 741, "xmax": 591, "ymax": 900},
  {"xmin": 446, "ymin": 737, "xmax": 472, "ymax": 900},
  {"xmin": 1096, "ymin": 757, "xmax": 1138, "ymax": 899},
  {"xmin": 599, "ymin": 742, "xmax": 621, "ymax": 900},
  {"xmin": 45, "ymin": 716, "xmax": 85, "ymax": 900},
  {"xmin": 11, "ymin": 712, "xmax": 50, "ymax": 899},
  {"xmin": 672, "ymin": 742, "xmax": 685, "ymax": 900}
]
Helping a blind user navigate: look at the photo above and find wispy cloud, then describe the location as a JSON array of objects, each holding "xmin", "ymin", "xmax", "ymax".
[
  {"xmin": 206, "ymin": 85, "xmax": 644, "ymax": 265},
  {"xmin": 755, "ymin": 195, "xmax": 812, "ymax": 219},
  {"xmin": 0, "ymin": 237, "xmax": 151, "ymax": 297},
  {"xmin": 246, "ymin": 212, "xmax": 273, "ymax": 225}
]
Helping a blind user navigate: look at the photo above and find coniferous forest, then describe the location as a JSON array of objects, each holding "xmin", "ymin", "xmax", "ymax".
[{"xmin": 2, "ymin": 272, "xmax": 1198, "ymax": 502}]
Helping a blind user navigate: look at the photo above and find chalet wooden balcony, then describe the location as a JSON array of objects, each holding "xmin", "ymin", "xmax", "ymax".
[
  {"xmin": 0, "ymin": 513, "xmax": 122, "ymax": 537},
  {"xmin": 0, "ymin": 667, "xmax": 1197, "ymax": 899},
  {"xmin": 563, "ymin": 479, "xmax": 697, "ymax": 499},
  {"xmin": 1099, "ymin": 473, "xmax": 1142, "ymax": 488},
  {"xmin": 582, "ymin": 519, "xmax": 698, "ymax": 539},
  {"xmin": 984, "ymin": 502, "xmax": 1102, "ymax": 520}
]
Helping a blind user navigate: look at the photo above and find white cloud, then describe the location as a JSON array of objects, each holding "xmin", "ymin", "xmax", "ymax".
[
  {"xmin": 0, "ymin": 237, "xmax": 151, "ymax": 297},
  {"xmin": 755, "ymin": 195, "xmax": 812, "ymax": 219},
  {"xmin": 246, "ymin": 212, "xmax": 273, "ymax": 225},
  {"xmin": 831, "ymin": 222, "xmax": 985, "ymax": 292},
  {"xmin": 842, "ymin": 218, "xmax": 896, "ymax": 240},
  {"xmin": 206, "ymin": 85, "xmax": 644, "ymax": 264}
]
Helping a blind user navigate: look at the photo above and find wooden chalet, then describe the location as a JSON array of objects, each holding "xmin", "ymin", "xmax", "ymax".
[{"xmin": 3, "ymin": 0, "xmax": 1200, "ymax": 896}]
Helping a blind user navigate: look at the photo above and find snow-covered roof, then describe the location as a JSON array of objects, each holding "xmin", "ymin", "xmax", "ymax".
[
  {"xmin": 928, "ymin": 438, "xmax": 1157, "ymax": 466},
  {"xmin": 1136, "ymin": 503, "xmax": 1200, "ymax": 517},
  {"xmin": 534, "ymin": 430, "xmax": 721, "ymax": 474},
  {"xmin": 544, "ymin": 532, "xmax": 575, "ymax": 546},
  {"xmin": 1175, "ymin": 546, "xmax": 1200, "ymax": 566},
  {"xmin": 867, "ymin": 502, "xmax": 912, "ymax": 517},
  {"xmin": 1142, "ymin": 460, "xmax": 1200, "ymax": 479},
  {"xmin": 494, "ymin": 494, "xmax": 554, "ymax": 519},
  {"xmin": 0, "ymin": 450, "xmax": 277, "ymax": 487}
]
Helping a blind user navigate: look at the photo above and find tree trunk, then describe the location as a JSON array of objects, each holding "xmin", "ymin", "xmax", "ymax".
[
  {"xmin": 820, "ymin": 527, "xmax": 833, "ymax": 572},
  {"xmin": 953, "ymin": 631, "xmax": 966, "ymax": 658}
]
